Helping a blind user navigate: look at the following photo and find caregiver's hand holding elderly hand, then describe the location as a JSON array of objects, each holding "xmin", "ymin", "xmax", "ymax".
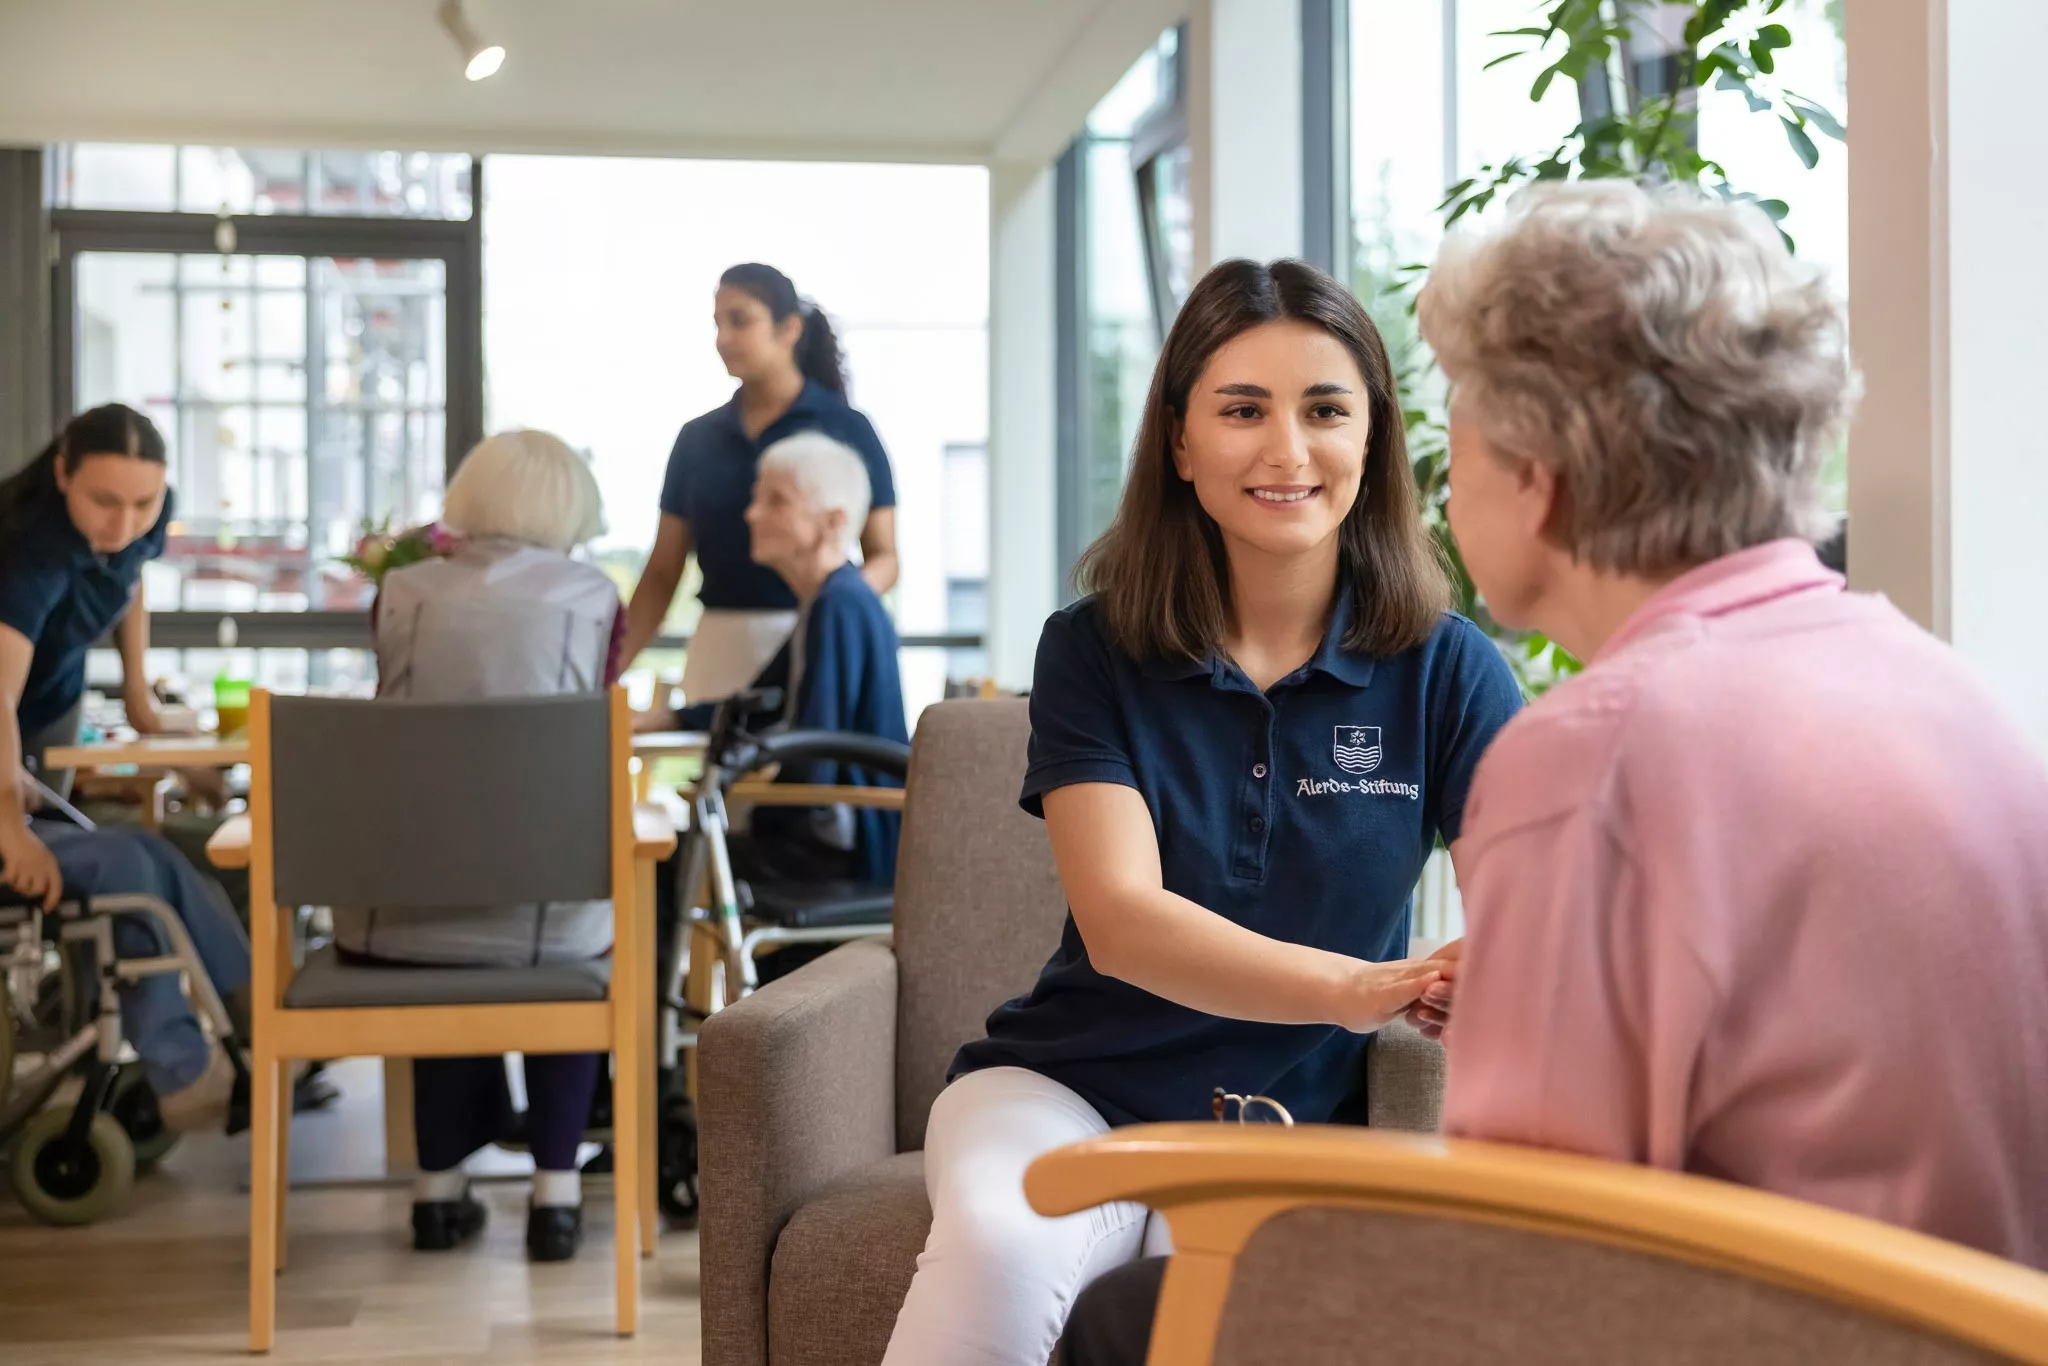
[{"xmin": 1404, "ymin": 938, "xmax": 1461, "ymax": 1040}]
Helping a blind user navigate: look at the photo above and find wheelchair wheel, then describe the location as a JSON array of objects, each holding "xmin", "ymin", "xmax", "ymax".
[
  {"xmin": 0, "ymin": 976, "xmax": 15, "ymax": 1102},
  {"xmin": 107, "ymin": 1062, "xmax": 182, "ymax": 1171},
  {"xmin": 11, "ymin": 1108, "xmax": 136, "ymax": 1226}
]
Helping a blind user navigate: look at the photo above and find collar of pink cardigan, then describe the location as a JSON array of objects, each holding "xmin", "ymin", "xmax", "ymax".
[{"xmin": 1600, "ymin": 537, "xmax": 1844, "ymax": 661}]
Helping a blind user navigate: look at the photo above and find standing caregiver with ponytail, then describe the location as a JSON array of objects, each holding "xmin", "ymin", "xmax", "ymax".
[{"xmin": 622, "ymin": 263, "xmax": 900, "ymax": 702}]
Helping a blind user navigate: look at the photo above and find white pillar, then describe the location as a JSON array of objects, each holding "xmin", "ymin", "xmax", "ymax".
[
  {"xmin": 1187, "ymin": 0, "xmax": 1306, "ymax": 269},
  {"xmin": 987, "ymin": 161, "xmax": 1059, "ymax": 690},
  {"xmin": 1847, "ymin": 0, "xmax": 2048, "ymax": 755}
]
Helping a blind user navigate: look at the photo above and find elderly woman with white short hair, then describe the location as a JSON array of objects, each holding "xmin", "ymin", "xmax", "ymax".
[
  {"xmin": 650, "ymin": 429, "xmax": 909, "ymax": 893},
  {"xmin": 1417, "ymin": 182, "xmax": 2048, "ymax": 1267},
  {"xmin": 336, "ymin": 428, "xmax": 625, "ymax": 1264}
]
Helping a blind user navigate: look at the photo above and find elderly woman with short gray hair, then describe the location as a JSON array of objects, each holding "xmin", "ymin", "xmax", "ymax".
[
  {"xmin": 1420, "ymin": 182, "xmax": 2048, "ymax": 1267},
  {"xmin": 339, "ymin": 428, "xmax": 625, "ymax": 1264}
]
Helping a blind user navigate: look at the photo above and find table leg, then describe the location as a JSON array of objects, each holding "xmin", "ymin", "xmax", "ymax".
[
  {"xmin": 637, "ymin": 858, "xmax": 659, "ymax": 1256},
  {"xmin": 382, "ymin": 1057, "xmax": 417, "ymax": 1176}
]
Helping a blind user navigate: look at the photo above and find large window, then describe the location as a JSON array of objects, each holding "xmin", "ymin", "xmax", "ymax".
[
  {"xmin": 54, "ymin": 144, "xmax": 472, "ymax": 219},
  {"xmin": 1056, "ymin": 27, "xmax": 1190, "ymax": 588},
  {"xmin": 74, "ymin": 250, "xmax": 448, "ymax": 615},
  {"xmin": 49, "ymin": 143, "xmax": 482, "ymax": 681},
  {"xmin": 480, "ymin": 155, "xmax": 990, "ymax": 716},
  {"xmin": 1349, "ymin": 1, "xmax": 1578, "ymax": 331},
  {"xmin": 1347, "ymin": 0, "xmax": 1849, "ymax": 505}
]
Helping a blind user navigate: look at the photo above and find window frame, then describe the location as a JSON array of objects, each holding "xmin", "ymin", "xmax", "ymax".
[{"xmin": 47, "ymin": 159, "xmax": 486, "ymax": 653}]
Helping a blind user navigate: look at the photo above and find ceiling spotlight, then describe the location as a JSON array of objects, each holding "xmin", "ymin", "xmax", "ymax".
[{"xmin": 438, "ymin": 0, "xmax": 505, "ymax": 81}]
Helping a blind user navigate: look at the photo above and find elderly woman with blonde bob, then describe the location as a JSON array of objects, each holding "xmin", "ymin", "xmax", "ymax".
[
  {"xmin": 1423, "ymin": 182, "xmax": 2048, "ymax": 1267},
  {"xmin": 339, "ymin": 429, "xmax": 626, "ymax": 1264}
]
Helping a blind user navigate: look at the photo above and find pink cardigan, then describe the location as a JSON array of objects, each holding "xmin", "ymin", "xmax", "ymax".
[{"xmin": 1445, "ymin": 540, "xmax": 2048, "ymax": 1268}]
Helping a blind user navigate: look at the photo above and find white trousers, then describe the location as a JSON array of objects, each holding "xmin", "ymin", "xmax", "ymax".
[{"xmin": 880, "ymin": 1066, "xmax": 1172, "ymax": 1366}]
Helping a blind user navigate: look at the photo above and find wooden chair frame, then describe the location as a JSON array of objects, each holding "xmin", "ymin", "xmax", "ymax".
[
  {"xmin": 243, "ymin": 687, "xmax": 675, "ymax": 1352},
  {"xmin": 1026, "ymin": 1124, "xmax": 2048, "ymax": 1366}
]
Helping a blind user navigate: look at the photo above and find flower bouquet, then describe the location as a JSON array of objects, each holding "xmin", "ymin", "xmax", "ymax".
[{"xmin": 336, "ymin": 517, "xmax": 465, "ymax": 587}]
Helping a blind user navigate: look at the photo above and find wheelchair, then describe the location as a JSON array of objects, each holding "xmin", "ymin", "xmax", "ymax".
[
  {"xmin": 650, "ymin": 687, "xmax": 911, "ymax": 1225},
  {"xmin": 1, "ymin": 786, "xmax": 242, "ymax": 1225}
]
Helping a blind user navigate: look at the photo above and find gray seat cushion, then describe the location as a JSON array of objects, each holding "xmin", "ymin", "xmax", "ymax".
[
  {"xmin": 282, "ymin": 944, "xmax": 611, "ymax": 1009},
  {"xmin": 768, "ymin": 1151, "xmax": 929, "ymax": 1366}
]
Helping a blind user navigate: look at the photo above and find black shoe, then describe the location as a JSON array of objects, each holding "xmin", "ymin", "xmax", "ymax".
[
  {"xmin": 526, "ymin": 1204, "xmax": 582, "ymax": 1263},
  {"xmin": 412, "ymin": 1194, "xmax": 487, "ymax": 1251}
]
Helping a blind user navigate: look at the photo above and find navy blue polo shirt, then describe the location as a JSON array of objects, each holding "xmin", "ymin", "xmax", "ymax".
[
  {"xmin": 951, "ymin": 591, "xmax": 1522, "ymax": 1127},
  {"xmin": 0, "ymin": 491, "xmax": 173, "ymax": 738},
  {"xmin": 659, "ymin": 383, "xmax": 897, "ymax": 612}
]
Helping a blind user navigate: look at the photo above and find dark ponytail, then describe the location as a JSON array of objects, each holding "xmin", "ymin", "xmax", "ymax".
[
  {"xmin": 719, "ymin": 262, "xmax": 848, "ymax": 395},
  {"xmin": 0, "ymin": 403, "xmax": 167, "ymax": 543}
]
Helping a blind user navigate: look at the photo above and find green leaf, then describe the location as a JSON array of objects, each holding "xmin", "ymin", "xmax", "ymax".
[
  {"xmin": 1699, "ymin": 0, "xmax": 1746, "ymax": 37},
  {"xmin": 1754, "ymin": 197, "xmax": 1790, "ymax": 221},
  {"xmin": 1531, "ymin": 65, "xmax": 1560, "ymax": 101},
  {"xmin": 1483, "ymin": 49, "xmax": 1530, "ymax": 70},
  {"xmin": 1489, "ymin": 25, "xmax": 1553, "ymax": 39},
  {"xmin": 1786, "ymin": 94, "xmax": 1847, "ymax": 141},
  {"xmin": 1713, "ymin": 69, "xmax": 1772, "ymax": 112},
  {"xmin": 1781, "ymin": 115, "xmax": 1820, "ymax": 168},
  {"xmin": 1749, "ymin": 25, "xmax": 1790, "ymax": 76}
]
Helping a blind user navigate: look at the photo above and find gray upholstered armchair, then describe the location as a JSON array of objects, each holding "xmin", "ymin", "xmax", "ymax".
[{"xmin": 696, "ymin": 699, "xmax": 1447, "ymax": 1366}]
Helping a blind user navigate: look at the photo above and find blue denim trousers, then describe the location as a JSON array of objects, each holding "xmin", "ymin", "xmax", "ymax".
[{"xmin": 33, "ymin": 820, "xmax": 252, "ymax": 1095}]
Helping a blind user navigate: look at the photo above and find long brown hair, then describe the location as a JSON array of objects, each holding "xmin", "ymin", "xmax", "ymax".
[{"xmin": 1076, "ymin": 258, "xmax": 1448, "ymax": 662}]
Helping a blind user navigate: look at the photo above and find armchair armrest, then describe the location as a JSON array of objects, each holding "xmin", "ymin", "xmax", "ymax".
[
  {"xmin": 698, "ymin": 938, "xmax": 900, "ymax": 1366},
  {"xmin": 1026, "ymin": 1126, "xmax": 2048, "ymax": 1366},
  {"xmin": 1367, "ymin": 1018, "xmax": 1443, "ymax": 1131}
]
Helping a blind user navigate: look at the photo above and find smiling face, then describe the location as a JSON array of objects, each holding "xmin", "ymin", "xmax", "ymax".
[
  {"xmin": 56, "ymin": 452, "xmax": 168, "ymax": 555},
  {"xmin": 1172, "ymin": 318, "xmax": 1369, "ymax": 568}
]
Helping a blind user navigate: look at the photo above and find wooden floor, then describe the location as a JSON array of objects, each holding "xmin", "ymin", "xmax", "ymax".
[{"xmin": 0, "ymin": 1060, "xmax": 703, "ymax": 1363}]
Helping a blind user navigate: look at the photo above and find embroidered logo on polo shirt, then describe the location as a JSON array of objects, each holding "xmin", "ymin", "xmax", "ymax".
[
  {"xmin": 1333, "ymin": 726, "xmax": 1382, "ymax": 774},
  {"xmin": 1296, "ymin": 726, "xmax": 1419, "ymax": 800}
]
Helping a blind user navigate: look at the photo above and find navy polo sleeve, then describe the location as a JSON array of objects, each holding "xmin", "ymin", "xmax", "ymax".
[
  {"xmin": 657, "ymin": 424, "xmax": 694, "ymax": 522},
  {"xmin": 841, "ymin": 409, "xmax": 897, "ymax": 511},
  {"xmin": 1019, "ymin": 607, "xmax": 1137, "ymax": 818},
  {"xmin": 0, "ymin": 557, "xmax": 65, "ymax": 647},
  {"xmin": 1426, "ymin": 616, "xmax": 1524, "ymax": 845}
]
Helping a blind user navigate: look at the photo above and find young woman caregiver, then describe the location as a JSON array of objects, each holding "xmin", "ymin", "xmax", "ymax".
[
  {"xmin": 2, "ymin": 404, "xmax": 183, "ymax": 814},
  {"xmin": 622, "ymin": 263, "xmax": 898, "ymax": 701},
  {"xmin": 879, "ymin": 260, "xmax": 1523, "ymax": 1366},
  {"xmin": 1, "ymin": 403, "xmax": 252, "ymax": 1130}
]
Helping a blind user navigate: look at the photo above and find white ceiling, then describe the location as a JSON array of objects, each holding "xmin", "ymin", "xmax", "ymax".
[{"xmin": 0, "ymin": 0, "xmax": 1185, "ymax": 166}]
